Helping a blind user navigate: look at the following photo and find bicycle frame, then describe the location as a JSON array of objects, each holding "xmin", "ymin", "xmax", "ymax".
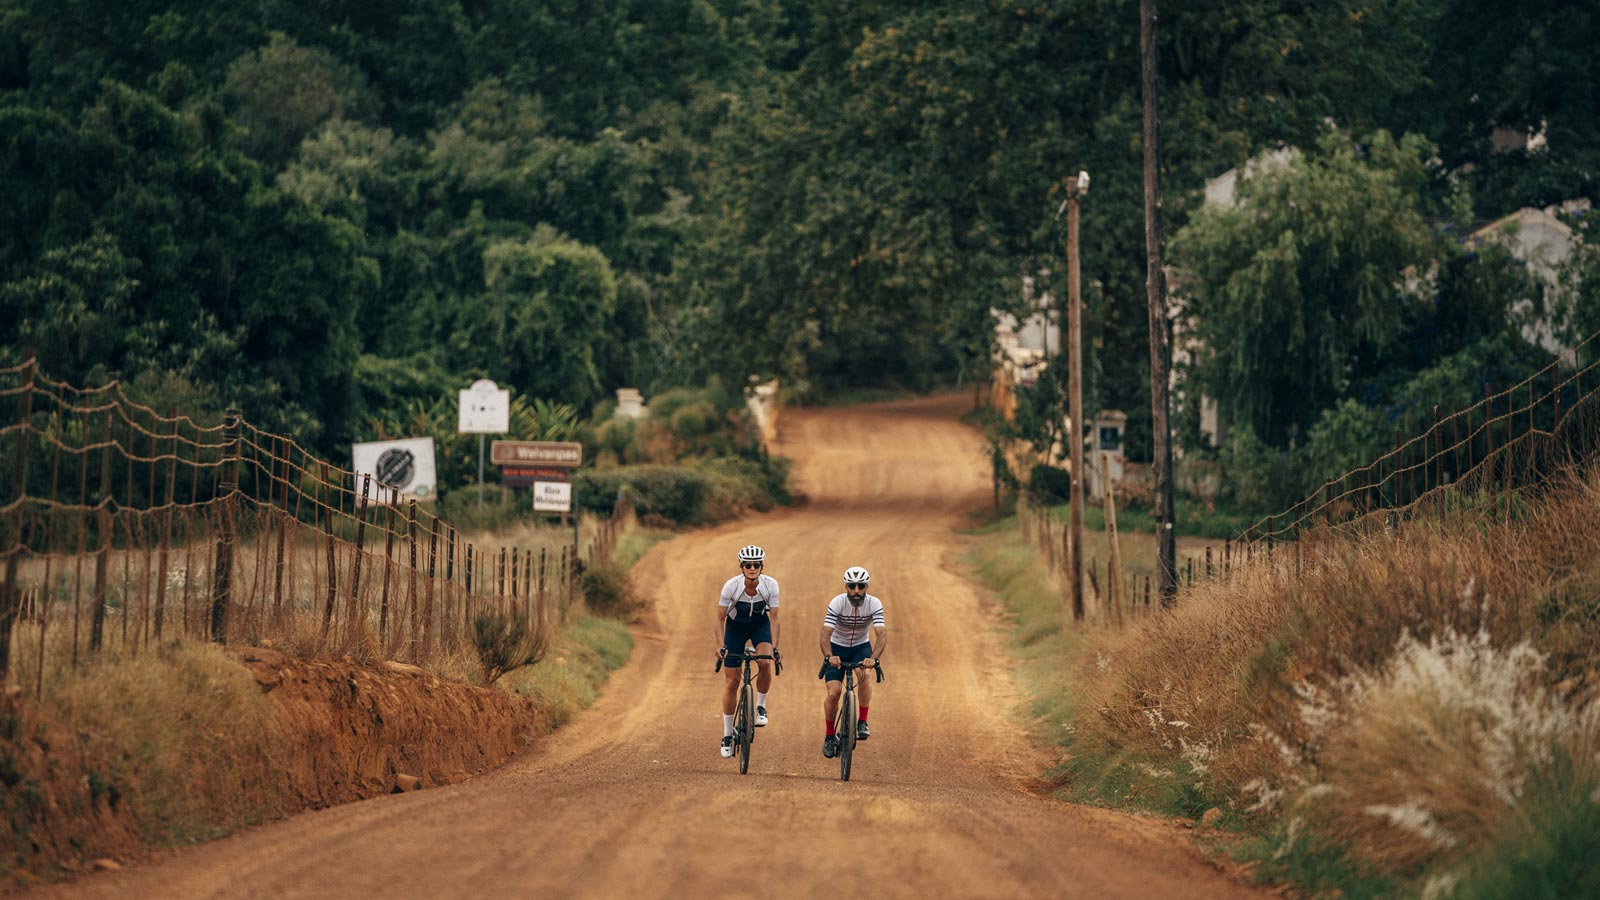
[
  {"xmin": 716, "ymin": 650, "xmax": 778, "ymax": 774},
  {"xmin": 828, "ymin": 660, "xmax": 883, "ymax": 782}
]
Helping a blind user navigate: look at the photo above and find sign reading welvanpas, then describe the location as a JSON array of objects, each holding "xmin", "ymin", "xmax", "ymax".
[
  {"xmin": 533, "ymin": 481, "xmax": 573, "ymax": 512},
  {"xmin": 490, "ymin": 440, "xmax": 583, "ymax": 467},
  {"xmin": 458, "ymin": 379, "xmax": 510, "ymax": 434},
  {"xmin": 351, "ymin": 437, "xmax": 438, "ymax": 504}
]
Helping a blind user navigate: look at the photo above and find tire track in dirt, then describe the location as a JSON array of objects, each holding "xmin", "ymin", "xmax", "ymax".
[{"xmin": 31, "ymin": 395, "xmax": 1264, "ymax": 900}]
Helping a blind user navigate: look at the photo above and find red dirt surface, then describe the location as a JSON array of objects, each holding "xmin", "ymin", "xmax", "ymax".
[
  {"xmin": 4, "ymin": 650, "xmax": 536, "ymax": 889},
  {"xmin": 24, "ymin": 395, "xmax": 1267, "ymax": 900}
]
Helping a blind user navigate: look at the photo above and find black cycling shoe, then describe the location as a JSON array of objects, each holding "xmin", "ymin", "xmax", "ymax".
[
  {"xmin": 856, "ymin": 720, "xmax": 870, "ymax": 741},
  {"xmin": 822, "ymin": 735, "xmax": 838, "ymax": 758}
]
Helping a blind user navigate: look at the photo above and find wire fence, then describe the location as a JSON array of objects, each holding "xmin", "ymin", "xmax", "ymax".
[
  {"xmin": 0, "ymin": 359, "xmax": 633, "ymax": 692},
  {"xmin": 1013, "ymin": 331, "xmax": 1600, "ymax": 612},
  {"xmin": 1238, "ymin": 333, "xmax": 1600, "ymax": 546}
]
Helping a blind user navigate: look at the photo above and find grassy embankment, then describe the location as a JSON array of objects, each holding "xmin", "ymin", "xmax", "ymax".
[
  {"xmin": 1, "ymin": 518, "xmax": 667, "ymax": 877},
  {"xmin": 965, "ymin": 472, "xmax": 1600, "ymax": 899}
]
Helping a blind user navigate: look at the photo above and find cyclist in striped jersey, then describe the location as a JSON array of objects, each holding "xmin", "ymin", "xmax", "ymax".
[{"xmin": 818, "ymin": 566, "xmax": 888, "ymax": 758}]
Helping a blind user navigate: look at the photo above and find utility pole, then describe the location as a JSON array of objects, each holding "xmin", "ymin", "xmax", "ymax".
[
  {"xmin": 1065, "ymin": 171, "xmax": 1089, "ymax": 622},
  {"xmin": 1141, "ymin": 0, "xmax": 1178, "ymax": 603}
]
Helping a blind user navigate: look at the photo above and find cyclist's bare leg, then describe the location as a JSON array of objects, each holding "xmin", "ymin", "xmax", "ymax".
[
  {"xmin": 722, "ymin": 663, "xmax": 740, "ymax": 714},
  {"xmin": 857, "ymin": 670, "xmax": 872, "ymax": 710},
  {"xmin": 822, "ymin": 679, "xmax": 843, "ymax": 724},
  {"xmin": 754, "ymin": 640, "xmax": 775, "ymax": 693}
]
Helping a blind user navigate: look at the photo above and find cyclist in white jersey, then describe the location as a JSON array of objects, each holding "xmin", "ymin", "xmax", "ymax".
[
  {"xmin": 818, "ymin": 566, "xmax": 888, "ymax": 758},
  {"xmin": 715, "ymin": 544, "xmax": 782, "ymax": 758}
]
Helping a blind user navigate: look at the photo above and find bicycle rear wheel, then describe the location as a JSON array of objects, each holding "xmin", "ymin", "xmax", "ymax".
[
  {"xmin": 839, "ymin": 690, "xmax": 857, "ymax": 781},
  {"xmin": 737, "ymin": 684, "xmax": 754, "ymax": 774}
]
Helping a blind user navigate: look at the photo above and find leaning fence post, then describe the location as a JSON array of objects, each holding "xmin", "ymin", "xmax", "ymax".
[
  {"xmin": 379, "ymin": 486, "xmax": 395, "ymax": 645},
  {"xmin": 320, "ymin": 463, "xmax": 338, "ymax": 639},
  {"xmin": 1, "ymin": 359, "xmax": 35, "ymax": 680},
  {"xmin": 209, "ymin": 407, "xmax": 242, "ymax": 643},
  {"xmin": 91, "ymin": 411, "xmax": 114, "ymax": 652},
  {"xmin": 347, "ymin": 474, "xmax": 371, "ymax": 648}
]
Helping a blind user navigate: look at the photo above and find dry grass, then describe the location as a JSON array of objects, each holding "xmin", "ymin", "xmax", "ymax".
[
  {"xmin": 1064, "ymin": 466, "xmax": 1600, "ymax": 886},
  {"xmin": 39, "ymin": 641, "xmax": 289, "ymax": 843}
]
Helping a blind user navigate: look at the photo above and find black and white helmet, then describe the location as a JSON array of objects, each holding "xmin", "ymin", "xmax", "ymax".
[
  {"xmin": 842, "ymin": 566, "xmax": 870, "ymax": 586},
  {"xmin": 738, "ymin": 545, "xmax": 765, "ymax": 564}
]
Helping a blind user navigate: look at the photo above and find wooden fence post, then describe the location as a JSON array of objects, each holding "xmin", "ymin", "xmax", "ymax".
[
  {"xmin": 209, "ymin": 407, "xmax": 242, "ymax": 643},
  {"xmin": 347, "ymin": 474, "xmax": 371, "ymax": 647},
  {"xmin": 91, "ymin": 411, "xmax": 114, "ymax": 651},
  {"xmin": 0, "ymin": 360, "xmax": 34, "ymax": 680},
  {"xmin": 320, "ymin": 462, "xmax": 338, "ymax": 639}
]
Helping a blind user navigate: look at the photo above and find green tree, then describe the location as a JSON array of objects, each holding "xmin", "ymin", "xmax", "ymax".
[
  {"xmin": 225, "ymin": 32, "xmax": 375, "ymax": 169},
  {"xmin": 1171, "ymin": 131, "xmax": 1450, "ymax": 446},
  {"xmin": 454, "ymin": 230, "xmax": 618, "ymax": 406}
]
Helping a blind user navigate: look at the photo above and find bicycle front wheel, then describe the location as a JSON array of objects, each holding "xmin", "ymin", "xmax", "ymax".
[
  {"xmin": 839, "ymin": 690, "xmax": 857, "ymax": 781},
  {"xmin": 738, "ymin": 684, "xmax": 754, "ymax": 774}
]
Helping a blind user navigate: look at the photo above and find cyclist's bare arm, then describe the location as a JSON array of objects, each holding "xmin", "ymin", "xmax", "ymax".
[
  {"xmin": 767, "ymin": 609, "xmax": 780, "ymax": 652},
  {"xmin": 819, "ymin": 624, "xmax": 840, "ymax": 666},
  {"xmin": 714, "ymin": 599, "xmax": 727, "ymax": 646},
  {"xmin": 869, "ymin": 624, "xmax": 888, "ymax": 664}
]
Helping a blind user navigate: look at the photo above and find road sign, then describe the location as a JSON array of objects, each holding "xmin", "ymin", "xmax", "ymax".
[
  {"xmin": 502, "ymin": 466, "xmax": 570, "ymax": 487},
  {"xmin": 351, "ymin": 437, "xmax": 437, "ymax": 503},
  {"xmin": 458, "ymin": 379, "xmax": 510, "ymax": 434},
  {"xmin": 533, "ymin": 481, "xmax": 572, "ymax": 512},
  {"xmin": 490, "ymin": 440, "xmax": 583, "ymax": 467}
]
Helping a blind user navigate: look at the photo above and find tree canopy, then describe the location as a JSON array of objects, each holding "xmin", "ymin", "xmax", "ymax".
[{"xmin": 0, "ymin": 0, "xmax": 1592, "ymax": 465}]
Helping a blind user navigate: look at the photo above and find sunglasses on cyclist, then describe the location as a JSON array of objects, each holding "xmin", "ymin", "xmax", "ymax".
[
  {"xmin": 845, "ymin": 582, "xmax": 867, "ymax": 590},
  {"xmin": 740, "ymin": 562, "xmax": 763, "ymax": 570}
]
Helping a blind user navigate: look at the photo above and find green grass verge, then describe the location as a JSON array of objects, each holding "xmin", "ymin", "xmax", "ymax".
[{"xmin": 503, "ymin": 615, "xmax": 634, "ymax": 730}]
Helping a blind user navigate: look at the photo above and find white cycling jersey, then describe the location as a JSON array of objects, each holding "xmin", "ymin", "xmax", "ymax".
[
  {"xmin": 823, "ymin": 593, "xmax": 885, "ymax": 648},
  {"xmin": 720, "ymin": 573, "xmax": 780, "ymax": 620}
]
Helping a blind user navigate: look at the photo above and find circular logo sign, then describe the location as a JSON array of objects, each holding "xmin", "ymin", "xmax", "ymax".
[{"xmin": 374, "ymin": 448, "xmax": 416, "ymax": 490}]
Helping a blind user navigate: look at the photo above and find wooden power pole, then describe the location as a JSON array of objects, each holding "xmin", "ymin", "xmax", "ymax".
[
  {"xmin": 1140, "ymin": 0, "xmax": 1178, "ymax": 603},
  {"xmin": 1065, "ymin": 173, "xmax": 1088, "ymax": 621}
]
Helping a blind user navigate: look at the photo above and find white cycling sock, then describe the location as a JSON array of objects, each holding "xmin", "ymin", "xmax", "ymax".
[
  {"xmin": 723, "ymin": 714, "xmax": 735, "ymax": 737},
  {"xmin": 757, "ymin": 692, "xmax": 769, "ymax": 709}
]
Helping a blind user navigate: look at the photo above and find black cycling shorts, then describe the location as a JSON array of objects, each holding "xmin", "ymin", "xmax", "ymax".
[
  {"xmin": 722, "ymin": 616, "xmax": 773, "ymax": 660},
  {"xmin": 820, "ymin": 641, "xmax": 872, "ymax": 682}
]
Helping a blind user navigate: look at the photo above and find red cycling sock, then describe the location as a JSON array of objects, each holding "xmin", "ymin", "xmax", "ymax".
[
  {"xmin": 825, "ymin": 720, "xmax": 836, "ymax": 736},
  {"xmin": 858, "ymin": 706, "xmax": 868, "ymax": 721}
]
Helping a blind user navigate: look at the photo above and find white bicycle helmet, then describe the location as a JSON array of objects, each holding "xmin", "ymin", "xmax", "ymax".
[
  {"xmin": 738, "ymin": 545, "xmax": 765, "ymax": 564},
  {"xmin": 842, "ymin": 566, "xmax": 870, "ymax": 586}
]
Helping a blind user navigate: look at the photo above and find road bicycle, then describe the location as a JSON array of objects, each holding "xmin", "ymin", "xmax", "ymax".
[
  {"xmin": 715, "ymin": 648, "xmax": 780, "ymax": 774},
  {"xmin": 827, "ymin": 659, "xmax": 884, "ymax": 782}
]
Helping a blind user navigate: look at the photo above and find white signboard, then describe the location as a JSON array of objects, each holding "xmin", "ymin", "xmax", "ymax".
[
  {"xmin": 532, "ymin": 481, "xmax": 572, "ymax": 513},
  {"xmin": 351, "ymin": 437, "xmax": 438, "ymax": 504},
  {"xmin": 458, "ymin": 379, "xmax": 510, "ymax": 434}
]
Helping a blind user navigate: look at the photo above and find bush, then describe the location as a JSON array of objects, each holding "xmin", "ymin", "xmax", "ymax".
[
  {"xmin": 471, "ymin": 607, "xmax": 547, "ymax": 685},
  {"xmin": 1027, "ymin": 463, "xmax": 1073, "ymax": 504},
  {"xmin": 580, "ymin": 558, "xmax": 641, "ymax": 619},
  {"xmin": 573, "ymin": 456, "xmax": 790, "ymax": 525}
]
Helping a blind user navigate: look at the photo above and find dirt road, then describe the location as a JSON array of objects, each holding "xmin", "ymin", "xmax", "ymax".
[{"xmin": 34, "ymin": 395, "xmax": 1262, "ymax": 900}]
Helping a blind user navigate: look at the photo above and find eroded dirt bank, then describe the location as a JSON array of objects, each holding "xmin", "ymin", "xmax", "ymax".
[{"xmin": 3, "ymin": 648, "xmax": 539, "ymax": 889}]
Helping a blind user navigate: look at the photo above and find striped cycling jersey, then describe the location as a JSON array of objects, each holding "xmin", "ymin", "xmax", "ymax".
[
  {"xmin": 823, "ymin": 593, "xmax": 885, "ymax": 647},
  {"xmin": 719, "ymin": 573, "xmax": 779, "ymax": 620}
]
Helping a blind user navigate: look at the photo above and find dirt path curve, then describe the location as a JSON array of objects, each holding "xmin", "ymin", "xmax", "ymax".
[{"xmin": 33, "ymin": 395, "xmax": 1264, "ymax": 900}]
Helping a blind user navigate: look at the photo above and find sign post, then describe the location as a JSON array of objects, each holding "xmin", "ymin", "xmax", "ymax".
[
  {"xmin": 491, "ymin": 440, "xmax": 583, "ymax": 564},
  {"xmin": 458, "ymin": 379, "xmax": 510, "ymax": 510}
]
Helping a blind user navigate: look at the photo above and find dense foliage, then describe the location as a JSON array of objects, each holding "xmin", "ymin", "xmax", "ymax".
[{"xmin": 1, "ymin": 0, "xmax": 1594, "ymax": 491}]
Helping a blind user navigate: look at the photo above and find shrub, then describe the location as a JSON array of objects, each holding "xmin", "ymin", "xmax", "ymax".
[
  {"xmin": 1027, "ymin": 463, "xmax": 1073, "ymax": 504},
  {"xmin": 471, "ymin": 608, "xmax": 547, "ymax": 685},
  {"xmin": 580, "ymin": 558, "xmax": 641, "ymax": 619}
]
